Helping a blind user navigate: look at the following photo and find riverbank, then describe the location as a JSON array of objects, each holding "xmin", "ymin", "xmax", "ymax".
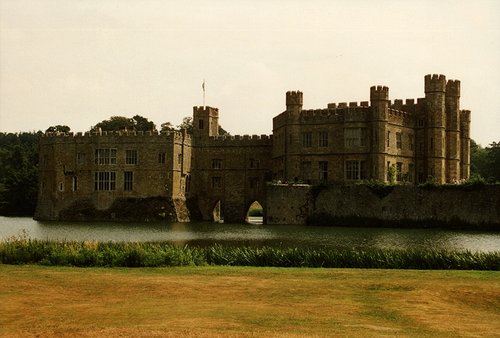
[
  {"xmin": 1, "ymin": 265, "xmax": 499, "ymax": 337},
  {"xmin": 2, "ymin": 240, "xmax": 499, "ymax": 270}
]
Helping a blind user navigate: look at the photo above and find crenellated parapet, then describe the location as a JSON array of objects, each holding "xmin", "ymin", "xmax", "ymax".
[
  {"xmin": 193, "ymin": 106, "xmax": 219, "ymax": 117},
  {"xmin": 446, "ymin": 79, "xmax": 461, "ymax": 97},
  {"xmin": 425, "ymin": 74, "xmax": 446, "ymax": 93},
  {"xmin": 206, "ymin": 134, "xmax": 273, "ymax": 147},
  {"xmin": 40, "ymin": 129, "xmax": 191, "ymax": 144},
  {"xmin": 300, "ymin": 105, "xmax": 370, "ymax": 123},
  {"xmin": 370, "ymin": 86, "xmax": 389, "ymax": 101}
]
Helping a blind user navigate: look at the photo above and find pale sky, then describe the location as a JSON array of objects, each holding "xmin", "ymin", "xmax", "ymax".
[{"xmin": 1, "ymin": 0, "xmax": 499, "ymax": 146}]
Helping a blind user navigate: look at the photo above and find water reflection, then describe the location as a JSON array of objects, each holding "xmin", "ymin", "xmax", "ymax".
[{"xmin": 0, "ymin": 216, "xmax": 499, "ymax": 253}]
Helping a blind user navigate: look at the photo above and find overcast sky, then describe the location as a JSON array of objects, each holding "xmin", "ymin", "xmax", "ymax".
[{"xmin": 1, "ymin": 0, "xmax": 499, "ymax": 146}]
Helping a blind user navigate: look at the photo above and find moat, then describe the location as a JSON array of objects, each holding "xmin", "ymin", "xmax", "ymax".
[{"xmin": 1, "ymin": 217, "xmax": 499, "ymax": 253}]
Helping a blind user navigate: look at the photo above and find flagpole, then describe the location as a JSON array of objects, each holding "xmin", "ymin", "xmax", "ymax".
[{"xmin": 202, "ymin": 79, "xmax": 206, "ymax": 108}]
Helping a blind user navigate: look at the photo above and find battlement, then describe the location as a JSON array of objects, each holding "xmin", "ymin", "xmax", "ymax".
[
  {"xmin": 390, "ymin": 98, "xmax": 425, "ymax": 113},
  {"xmin": 193, "ymin": 106, "xmax": 219, "ymax": 116},
  {"xmin": 327, "ymin": 101, "xmax": 369, "ymax": 109},
  {"xmin": 206, "ymin": 134, "xmax": 273, "ymax": 146},
  {"xmin": 425, "ymin": 74, "xmax": 447, "ymax": 93},
  {"xmin": 460, "ymin": 109, "xmax": 471, "ymax": 123},
  {"xmin": 388, "ymin": 108, "xmax": 411, "ymax": 119},
  {"xmin": 286, "ymin": 91, "xmax": 303, "ymax": 105},
  {"xmin": 41, "ymin": 129, "xmax": 191, "ymax": 143},
  {"xmin": 301, "ymin": 105, "xmax": 370, "ymax": 122},
  {"xmin": 446, "ymin": 79, "xmax": 461, "ymax": 97},
  {"xmin": 370, "ymin": 86, "xmax": 389, "ymax": 101}
]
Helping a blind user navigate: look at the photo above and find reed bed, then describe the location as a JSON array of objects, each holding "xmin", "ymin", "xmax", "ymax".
[{"xmin": 1, "ymin": 238, "xmax": 499, "ymax": 270}]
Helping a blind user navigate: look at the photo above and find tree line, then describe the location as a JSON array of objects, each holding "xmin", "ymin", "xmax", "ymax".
[{"xmin": 0, "ymin": 114, "xmax": 498, "ymax": 216}]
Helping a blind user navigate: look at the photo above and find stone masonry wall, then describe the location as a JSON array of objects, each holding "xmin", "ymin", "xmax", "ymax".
[{"xmin": 266, "ymin": 184, "xmax": 500, "ymax": 229}]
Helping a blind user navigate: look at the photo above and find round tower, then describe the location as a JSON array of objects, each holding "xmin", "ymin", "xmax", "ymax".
[
  {"xmin": 424, "ymin": 74, "xmax": 447, "ymax": 183},
  {"xmin": 445, "ymin": 79, "xmax": 461, "ymax": 182},
  {"xmin": 286, "ymin": 91, "xmax": 303, "ymax": 115},
  {"xmin": 370, "ymin": 85, "xmax": 390, "ymax": 181},
  {"xmin": 283, "ymin": 91, "xmax": 303, "ymax": 181}
]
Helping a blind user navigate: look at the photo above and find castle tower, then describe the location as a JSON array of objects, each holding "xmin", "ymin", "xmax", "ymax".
[
  {"xmin": 286, "ymin": 90, "xmax": 303, "ymax": 115},
  {"xmin": 280, "ymin": 91, "xmax": 303, "ymax": 180},
  {"xmin": 370, "ymin": 85, "xmax": 389, "ymax": 181},
  {"xmin": 192, "ymin": 106, "xmax": 219, "ymax": 144},
  {"xmin": 460, "ymin": 110, "xmax": 471, "ymax": 180},
  {"xmin": 445, "ymin": 79, "xmax": 461, "ymax": 182},
  {"xmin": 424, "ymin": 74, "xmax": 447, "ymax": 183}
]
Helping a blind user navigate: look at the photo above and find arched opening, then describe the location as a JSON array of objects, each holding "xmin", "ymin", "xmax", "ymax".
[
  {"xmin": 246, "ymin": 201, "xmax": 263, "ymax": 225},
  {"xmin": 212, "ymin": 200, "xmax": 224, "ymax": 223}
]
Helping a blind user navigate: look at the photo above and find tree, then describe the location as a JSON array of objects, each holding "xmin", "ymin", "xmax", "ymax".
[
  {"xmin": 91, "ymin": 115, "xmax": 156, "ymax": 132},
  {"xmin": 470, "ymin": 139, "xmax": 500, "ymax": 182},
  {"xmin": 0, "ymin": 132, "xmax": 41, "ymax": 216},
  {"xmin": 45, "ymin": 125, "xmax": 71, "ymax": 133},
  {"xmin": 160, "ymin": 122, "xmax": 175, "ymax": 132},
  {"xmin": 177, "ymin": 117, "xmax": 193, "ymax": 133}
]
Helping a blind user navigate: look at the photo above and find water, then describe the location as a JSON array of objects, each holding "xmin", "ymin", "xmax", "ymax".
[{"xmin": 1, "ymin": 216, "xmax": 499, "ymax": 253}]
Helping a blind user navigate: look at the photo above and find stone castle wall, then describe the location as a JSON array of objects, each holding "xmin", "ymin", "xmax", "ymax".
[{"xmin": 266, "ymin": 184, "xmax": 500, "ymax": 228}]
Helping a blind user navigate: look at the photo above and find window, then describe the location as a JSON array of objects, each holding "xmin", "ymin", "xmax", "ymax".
[
  {"xmin": 72, "ymin": 176, "xmax": 77, "ymax": 191},
  {"xmin": 198, "ymin": 119, "xmax": 204, "ymax": 129},
  {"xmin": 345, "ymin": 128, "xmax": 367, "ymax": 147},
  {"xmin": 396, "ymin": 133, "xmax": 402, "ymax": 149},
  {"xmin": 301, "ymin": 161, "xmax": 312, "ymax": 182},
  {"xmin": 302, "ymin": 132, "xmax": 312, "ymax": 148},
  {"xmin": 249, "ymin": 158, "xmax": 260, "ymax": 169},
  {"xmin": 319, "ymin": 161, "xmax": 328, "ymax": 182},
  {"xmin": 95, "ymin": 149, "xmax": 116, "ymax": 165},
  {"xmin": 94, "ymin": 171, "xmax": 116, "ymax": 191},
  {"xmin": 212, "ymin": 159, "xmax": 222, "ymax": 169},
  {"xmin": 396, "ymin": 162, "xmax": 403, "ymax": 181},
  {"xmin": 386, "ymin": 131, "xmax": 390, "ymax": 147},
  {"xmin": 77, "ymin": 153, "xmax": 85, "ymax": 165},
  {"xmin": 126, "ymin": 149, "xmax": 137, "ymax": 165},
  {"xmin": 124, "ymin": 171, "xmax": 133, "ymax": 191},
  {"xmin": 319, "ymin": 131, "xmax": 328, "ymax": 147},
  {"xmin": 418, "ymin": 119, "xmax": 424, "ymax": 127},
  {"xmin": 212, "ymin": 176, "xmax": 222, "ymax": 188},
  {"xmin": 158, "ymin": 152, "xmax": 166, "ymax": 164},
  {"xmin": 430, "ymin": 137, "xmax": 434, "ymax": 150},
  {"xmin": 178, "ymin": 154, "xmax": 183, "ymax": 166},
  {"xmin": 409, "ymin": 134, "xmax": 414, "ymax": 151},
  {"xmin": 345, "ymin": 160, "xmax": 366, "ymax": 180}
]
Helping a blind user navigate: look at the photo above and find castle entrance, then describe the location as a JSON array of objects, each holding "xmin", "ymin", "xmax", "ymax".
[{"xmin": 245, "ymin": 201, "xmax": 263, "ymax": 224}]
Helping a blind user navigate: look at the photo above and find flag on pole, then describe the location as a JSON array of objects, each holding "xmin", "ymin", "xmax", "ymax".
[{"xmin": 202, "ymin": 79, "xmax": 206, "ymax": 108}]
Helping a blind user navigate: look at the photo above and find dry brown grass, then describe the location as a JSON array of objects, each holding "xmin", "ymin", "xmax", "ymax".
[{"xmin": 0, "ymin": 265, "xmax": 499, "ymax": 337}]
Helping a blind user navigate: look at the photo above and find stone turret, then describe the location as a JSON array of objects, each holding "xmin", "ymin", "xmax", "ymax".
[
  {"xmin": 370, "ymin": 85, "xmax": 389, "ymax": 121},
  {"xmin": 370, "ymin": 85, "xmax": 390, "ymax": 181},
  {"xmin": 424, "ymin": 74, "xmax": 447, "ymax": 183},
  {"xmin": 460, "ymin": 110, "xmax": 471, "ymax": 180},
  {"xmin": 445, "ymin": 79, "xmax": 461, "ymax": 181},
  {"xmin": 286, "ymin": 91, "xmax": 303, "ymax": 115}
]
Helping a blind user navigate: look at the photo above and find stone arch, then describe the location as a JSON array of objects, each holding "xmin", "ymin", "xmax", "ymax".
[
  {"xmin": 245, "ymin": 200, "xmax": 264, "ymax": 224},
  {"xmin": 212, "ymin": 200, "xmax": 224, "ymax": 223}
]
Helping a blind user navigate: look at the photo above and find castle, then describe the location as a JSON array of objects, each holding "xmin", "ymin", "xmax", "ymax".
[{"xmin": 35, "ymin": 74, "xmax": 471, "ymax": 223}]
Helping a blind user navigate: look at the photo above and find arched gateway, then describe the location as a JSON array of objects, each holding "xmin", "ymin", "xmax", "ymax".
[{"xmin": 188, "ymin": 106, "xmax": 272, "ymax": 223}]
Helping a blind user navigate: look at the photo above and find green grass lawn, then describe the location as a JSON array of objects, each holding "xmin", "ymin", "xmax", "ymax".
[{"xmin": 1, "ymin": 265, "xmax": 499, "ymax": 337}]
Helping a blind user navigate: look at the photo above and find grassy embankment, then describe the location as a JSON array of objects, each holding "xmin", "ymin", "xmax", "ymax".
[
  {"xmin": 1, "ymin": 265, "xmax": 499, "ymax": 337},
  {"xmin": 1, "ymin": 238, "xmax": 499, "ymax": 270}
]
